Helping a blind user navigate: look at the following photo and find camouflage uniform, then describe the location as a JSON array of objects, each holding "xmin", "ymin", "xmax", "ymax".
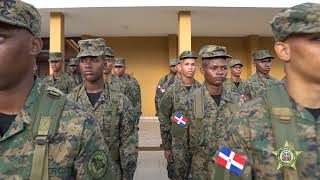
[
  {"xmin": 177, "ymin": 45, "xmax": 240, "ymax": 180},
  {"xmin": 115, "ymin": 58, "xmax": 142, "ymax": 124},
  {"xmin": 155, "ymin": 58, "xmax": 178, "ymax": 116},
  {"xmin": 68, "ymin": 57, "xmax": 83, "ymax": 85},
  {"xmin": 246, "ymin": 50, "xmax": 279, "ymax": 99},
  {"xmin": 221, "ymin": 3, "xmax": 320, "ymax": 180},
  {"xmin": 159, "ymin": 50, "xmax": 201, "ymax": 180},
  {"xmin": 0, "ymin": 2, "xmax": 116, "ymax": 178},
  {"xmin": 68, "ymin": 38, "xmax": 138, "ymax": 180},
  {"xmin": 41, "ymin": 52, "xmax": 76, "ymax": 94},
  {"xmin": 224, "ymin": 59, "xmax": 249, "ymax": 96}
]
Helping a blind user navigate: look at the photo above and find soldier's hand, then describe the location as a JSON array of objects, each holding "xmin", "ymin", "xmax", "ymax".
[{"xmin": 164, "ymin": 150, "xmax": 173, "ymax": 162}]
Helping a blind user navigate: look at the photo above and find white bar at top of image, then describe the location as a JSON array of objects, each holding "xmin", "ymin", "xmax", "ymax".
[{"xmin": 22, "ymin": 0, "xmax": 320, "ymax": 9}]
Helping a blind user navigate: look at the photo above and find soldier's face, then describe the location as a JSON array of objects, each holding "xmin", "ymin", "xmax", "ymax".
[
  {"xmin": 69, "ymin": 65, "xmax": 78, "ymax": 74},
  {"xmin": 169, "ymin": 66, "xmax": 176, "ymax": 74},
  {"xmin": 230, "ymin": 65, "xmax": 243, "ymax": 77},
  {"xmin": 254, "ymin": 59, "xmax": 272, "ymax": 74},
  {"xmin": 103, "ymin": 57, "xmax": 114, "ymax": 74},
  {"xmin": 202, "ymin": 58, "xmax": 228, "ymax": 86},
  {"xmin": 79, "ymin": 56, "xmax": 104, "ymax": 82},
  {"xmin": 277, "ymin": 33, "xmax": 320, "ymax": 83},
  {"xmin": 114, "ymin": 66, "xmax": 126, "ymax": 76},
  {"xmin": 0, "ymin": 23, "xmax": 42, "ymax": 90},
  {"xmin": 50, "ymin": 61, "xmax": 63, "ymax": 73},
  {"xmin": 179, "ymin": 58, "xmax": 196, "ymax": 78}
]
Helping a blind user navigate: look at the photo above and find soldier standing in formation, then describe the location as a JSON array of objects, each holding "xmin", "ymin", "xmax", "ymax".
[
  {"xmin": 67, "ymin": 38, "xmax": 138, "ymax": 180},
  {"xmin": 228, "ymin": 2, "xmax": 320, "ymax": 180},
  {"xmin": 159, "ymin": 50, "xmax": 201, "ymax": 180},
  {"xmin": 155, "ymin": 58, "xmax": 178, "ymax": 117},
  {"xmin": 114, "ymin": 58, "xmax": 142, "ymax": 124},
  {"xmin": 68, "ymin": 57, "xmax": 83, "ymax": 85},
  {"xmin": 0, "ymin": 0, "xmax": 116, "ymax": 179},
  {"xmin": 41, "ymin": 52, "xmax": 76, "ymax": 94},
  {"xmin": 246, "ymin": 49, "xmax": 279, "ymax": 99},
  {"xmin": 177, "ymin": 45, "xmax": 239, "ymax": 179},
  {"xmin": 224, "ymin": 59, "xmax": 248, "ymax": 97}
]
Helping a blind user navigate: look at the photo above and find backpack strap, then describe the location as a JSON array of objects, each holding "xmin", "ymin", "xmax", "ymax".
[
  {"xmin": 192, "ymin": 87, "xmax": 205, "ymax": 146},
  {"xmin": 265, "ymin": 83, "xmax": 300, "ymax": 180},
  {"xmin": 108, "ymin": 85, "xmax": 122, "ymax": 161},
  {"xmin": 30, "ymin": 86, "xmax": 66, "ymax": 180},
  {"xmin": 224, "ymin": 79, "xmax": 233, "ymax": 92}
]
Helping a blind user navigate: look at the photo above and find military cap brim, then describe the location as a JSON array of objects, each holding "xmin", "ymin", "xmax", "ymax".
[{"xmin": 76, "ymin": 51, "xmax": 104, "ymax": 58}]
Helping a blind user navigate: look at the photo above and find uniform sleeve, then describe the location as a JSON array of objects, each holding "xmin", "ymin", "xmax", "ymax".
[
  {"xmin": 132, "ymin": 79, "xmax": 142, "ymax": 120},
  {"xmin": 74, "ymin": 115, "xmax": 118, "ymax": 180},
  {"xmin": 67, "ymin": 78, "xmax": 77, "ymax": 94},
  {"xmin": 158, "ymin": 87, "xmax": 174, "ymax": 150},
  {"xmin": 119, "ymin": 95, "xmax": 138, "ymax": 180},
  {"xmin": 154, "ymin": 78, "xmax": 164, "ymax": 116},
  {"xmin": 224, "ymin": 100, "xmax": 268, "ymax": 180}
]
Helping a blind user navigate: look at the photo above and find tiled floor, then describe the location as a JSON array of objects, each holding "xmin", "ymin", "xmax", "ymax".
[{"xmin": 134, "ymin": 119, "xmax": 169, "ymax": 180}]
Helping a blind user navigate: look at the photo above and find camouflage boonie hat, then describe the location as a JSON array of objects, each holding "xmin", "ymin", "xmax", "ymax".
[
  {"xmin": 179, "ymin": 50, "xmax": 197, "ymax": 60},
  {"xmin": 48, "ymin": 52, "xmax": 63, "ymax": 62},
  {"xmin": 105, "ymin": 47, "xmax": 114, "ymax": 57},
  {"xmin": 69, "ymin": 58, "xmax": 79, "ymax": 66},
  {"xmin": 0, "ymin": 0, "xmax": 41, "ymax": 36},
  {"xmin": 229, "ymin": 59, "xmax": 243, "ymax": 68},
  {"xmin": 114, "ymin": 58, "xmax": 126, "ymax": 67},
  {"xmin": 271, "ymin": 3, "xmax": 320, "ymax": 41},
  {"xmin": 199, "ymin": 45, "xmax": 232, "ymax": 59},
  {"xmin": 252, "ymin": 50, "xmax": 274, "ymax": 60},
  {"xmin": 169, "ymin": 58, "xmax": 177, "ymax": 67}
]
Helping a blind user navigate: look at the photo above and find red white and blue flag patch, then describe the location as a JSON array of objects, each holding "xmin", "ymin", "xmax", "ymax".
[
  {"xmin": 216, "ymin": 147, "xmax": 246, "ymax": 176},
  {"xmin": 172, "ymin": 113, "xmax": 187, "ymax": 127}
]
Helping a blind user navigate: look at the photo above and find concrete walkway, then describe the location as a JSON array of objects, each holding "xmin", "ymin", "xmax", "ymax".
[{"xmin": 134, "ymin": 120, "xmax": 169, "ymax": 180}]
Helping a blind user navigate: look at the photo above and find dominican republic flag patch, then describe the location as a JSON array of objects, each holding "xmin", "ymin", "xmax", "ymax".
[
  {"xmin": 216, "ymin": 147, "xmax": 246, "ymax": 176},
  {"xmin": 172, "ymin": 113, "xmax": 187, "ymax": 127}
]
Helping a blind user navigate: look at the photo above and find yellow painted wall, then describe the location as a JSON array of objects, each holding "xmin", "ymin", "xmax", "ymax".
[{"xmin": 101, "ymin": 36, "xmax": 285, "ymax": 117}]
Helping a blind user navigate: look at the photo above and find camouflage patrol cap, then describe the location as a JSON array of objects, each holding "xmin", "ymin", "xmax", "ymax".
[
  {"xmin": 48, "ymin": 52, "xmax": 63, "ymax": 62},
  {"xmin": 105, "ymin": 47, "xmax": 114, "ymax": 57},
  {"xmin": 169, "ymin": 58, "xmax": 177, "ymax": 67},
  {"xmin": 271, "ymin": 3, "xmax": 320, "ymax": 41},
  {"xmin": 69, "ymin": 57, "xmax": 79, "ymax": 66},
  {"xmin": 179, "ymin": 50, "xmax": 197, "ymax": 60},
  {"xmin": 77, "ymin": 38, "xmax": 106, "ymax": 58},
  {"xmin": 229, "ymin": 59, "xmax": 243, "ymax": 68},
  {"xmin": 252, "ymin": 50, "xmax": 274, "ymax": 60},
  {"xmin": 0, "ymin": 0, "xmax": 41, "ymax": 36},
  {"xmin": 114, "ymin": 58, "xmax": 126, "ymax": 67},
  {"xmin": 199, "ymin": 45, "xmax": 232, "ymax": 59}
]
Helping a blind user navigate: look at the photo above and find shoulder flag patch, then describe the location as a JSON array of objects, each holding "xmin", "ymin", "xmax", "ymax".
[
  {"xmin": 172, "ymin": 113, "xmax": 187, "ymax": 127},
  {"xmin": 216, "ymin": 147, "xmax": 246, "ymax": 176}
]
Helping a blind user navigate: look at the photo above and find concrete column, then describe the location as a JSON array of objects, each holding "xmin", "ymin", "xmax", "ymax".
[
  {"xmin": 246, "ymin": 35, "xmax": 260, "ymax": 78},
  {"xmin": 49, "ymin": 12, "xmax": 65, "ymax": 74},
  {"xmin": 178, "ymin": 11, "xmax": 191, "ymax": 55},
  {"xmin": 168, "ymin": 34, "xmax": 178, "ymax": 60}
]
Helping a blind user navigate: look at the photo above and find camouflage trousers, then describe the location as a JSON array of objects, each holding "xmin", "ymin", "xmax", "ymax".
[
  {"xmin": 172, "ymin": 137, "xmax": 191, "ymax": 180},
  {"xmin": 167, "ymin": 160, "xmax": 175, "ymax": 179},
  {"xmin": 190, "ymin": 149, "xmax": 214, "ymax": 180}
]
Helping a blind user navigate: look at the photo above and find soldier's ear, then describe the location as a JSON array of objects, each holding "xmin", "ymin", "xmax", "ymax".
[
  {"xmin": 274, "ymin": 42, "xmax": 290, "ymax": 62},
  {"xmin": 30, "ymin": 36, "xmax": 43, "ymax": 56},
  {"xmin": 200, "ymin": 67, "xmax": 204, "ymax": 75}
]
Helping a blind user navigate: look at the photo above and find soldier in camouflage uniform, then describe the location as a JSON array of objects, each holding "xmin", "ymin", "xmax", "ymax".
[
  {"xmin": 224, "ymin": 59, "xmax": 249, "ymax": 97},
  {"xmin": 155, "ymin": 58, "xmax": 178, "ymax": 116},
  {"xmin": 222, "ymin": 3, "xmax": 320, "ymax": 180},
  {"xmin": 68, "ymin": 57, "xmax": 83, "ymax": 85},
  {"xmin": 114, "ymin": 58, "xmax": 142, "ymax": 124},
  {"xmin": 0, "ymin": 1, "xmax": 116, "ymax": 179},
  {"xmin": 159, "ymin": 50, "xmax": 201, "ymax": 180},
  {"xmin": 246, "ymin": 50, "xmax": 279, "ymax": 99},
  {"xmin": 174, "ymin": 45, "xmax": 239, "ymax": 180},
  {"xmin": 67, "ymin": 38, "xmax": 138, "ymax": 180},
  {"xmin": 41, "ymin": 52, "xmax": 76, "ymax": 94}
]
